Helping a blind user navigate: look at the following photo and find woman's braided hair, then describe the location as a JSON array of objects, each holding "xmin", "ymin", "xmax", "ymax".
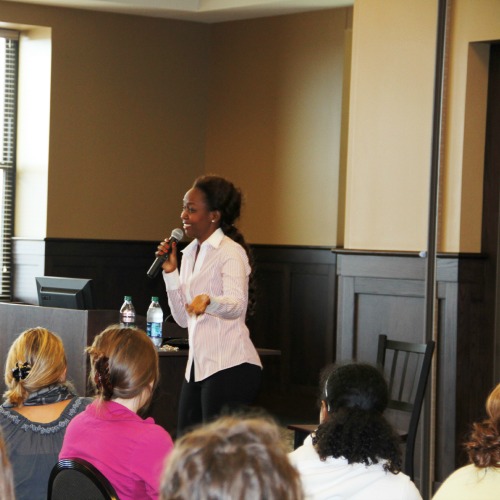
[
  {"xmin": 87, "ymin": 326, "xmax": 159, "ymax": 410},
  {"xmin": 193, "ymin": 175, "xmax": 256, "ymax": 317}
]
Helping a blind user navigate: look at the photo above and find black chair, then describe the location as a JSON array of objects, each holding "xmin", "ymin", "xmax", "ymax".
[
  {"xmin": 288, "ymin": 335, "xmax": 435, "ymax": 481},
  {"xmin": 377, "ymin": 334, "xmax": 435, "ymax": 481},
  {"xmin": 47, "ymin": 458, "xmax": 119, "ymax": 500}
]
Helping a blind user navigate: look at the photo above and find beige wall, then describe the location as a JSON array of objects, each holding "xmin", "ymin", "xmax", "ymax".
[
  {"xmin": 3, "ymin": 2, "xmax": 350, "ymax": 246},
  {"xmin": 205, "ymin": 9, "xmax": 352, "ymax": 245},
  {"xmin": 5, "ymin": 0, "xmax": 499, "ymax": 251},
  {"xmin": 441, "ymin": 0, "xmax": 500, "ymax": 252},
  {"xmin": 346, "ymin": 0, "xmax": 500, "ymax": 253},
  {"xmin": 1, "ymin": 1, "xmax": 209, "ymax": 241},
  {"xmin": 345, "ymin": 0, "xmax": 437, "ymax": 251}
]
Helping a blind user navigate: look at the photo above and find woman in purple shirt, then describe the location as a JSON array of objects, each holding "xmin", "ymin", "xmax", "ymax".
[
  {"xmin": 157, "ymin": 175, "xmax": 262, "ymax": 435},
  {"xmin": 60, "ymin": 326, "xmax": 174, "ymax": 500}
]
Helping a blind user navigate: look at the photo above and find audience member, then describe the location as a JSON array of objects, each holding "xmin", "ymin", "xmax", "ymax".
[
  {"xmin": 160, "ymin": 414, "xmax": 304, "ymax": 500},
  {"xmin": 0, "ymin": 327, "xmax": 91, "ymax": 500},
  {"xmin": 60, "ymin": 325, "xmax": 174, "ymax": 500},
  {"xmin": 0, "ymin": 429, "xmax": 15, "ymax": 500},
  {"xmin": 288, "ymin": 362, "xmax": 422, "ymax": 500},
  {"xmin": 433, "ymin": 381, "xmax": 500, "ymax": 499}
]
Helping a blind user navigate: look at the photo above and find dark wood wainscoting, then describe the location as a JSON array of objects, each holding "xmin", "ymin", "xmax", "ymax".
[
  {"xmin": 335, "ymin": 251, "xmax": 491, "ymax": 492},
  {"xmin": 38, "ymin": 239, "xmax": 338, "ymax": 423},
  {"xmin": 13, "ymin": 239, "xmax": 493, "ymax": 488},
  {"xmin": 248, "ymin": 246, "xmax": 337, "ymax": 422},
  {"xmin": 43, "ymin": 238, "xmax": 171, "ymax": 317}
]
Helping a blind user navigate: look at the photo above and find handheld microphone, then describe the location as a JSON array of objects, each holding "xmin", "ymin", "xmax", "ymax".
[{"xmin": 147, "ymin": 228, "xmax": 184, "ymax": 279}]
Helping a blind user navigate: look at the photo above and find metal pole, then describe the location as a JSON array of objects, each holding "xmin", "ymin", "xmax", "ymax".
[{"xmin": 423, "ymin": 0, "xmax": 448, "ymax": 497}]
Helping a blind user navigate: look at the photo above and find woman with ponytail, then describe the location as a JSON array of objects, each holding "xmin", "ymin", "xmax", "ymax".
[
  {"xmin": 433, "ymin": 382, "xmax": 500, "ymax": 499},
  {"xmin": 60, "ymin": 325, "xmax": 174, "ymax": 500},
  {"xmin": 157, "ymin": 175, "xmax": 262, "ymax": 435},
  {"xmin": 288, "ymin": 363, "xmax": 422, "ymax": 500},
  {"xmin": 0, "ymin": 327, "xmax": 91, "ymax": 500}
]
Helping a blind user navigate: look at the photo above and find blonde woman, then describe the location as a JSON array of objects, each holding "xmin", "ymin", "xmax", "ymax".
[
  {"xmin": 433, "ymin": 382, "xmax": 500, "ymax": 499},
  {"xmin": 0, "ymin": 327, "xmax": 91, "ymax": 500},
  {"xmin": 60, "ymin": 325, "xmax": 174, "ymax": 500}
]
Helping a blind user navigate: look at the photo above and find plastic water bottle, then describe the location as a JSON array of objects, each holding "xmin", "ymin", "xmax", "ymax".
[
  {"xmin": 119, "ymin": 296, "xmax": 136, "ymax": 328},
  {"xmin": 147, "ymin": 296, "xmax": 163, "ymax": 348}
]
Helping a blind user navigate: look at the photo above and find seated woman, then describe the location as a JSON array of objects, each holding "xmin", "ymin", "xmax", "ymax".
[
  {"xmin": 0, "ymin": 327, "xmax": 91, "ymax": 500},
  {"xmin": 60, "ymin": 325, "xmax": 174, "ymax": 500},
  {"xmin": 160, "ymin": 414, "xmax": 303, "ymax": 499},
  {"xmin": 288, "ymin": 362, "xmax": 422, "ymax": 500},
  {"xmin": 432, "ymin": 381, "xmax": 500, "ymax": 500}
]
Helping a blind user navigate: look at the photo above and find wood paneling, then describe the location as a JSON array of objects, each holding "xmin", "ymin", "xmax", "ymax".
[
  {"xmin": 11, "ymin": 239, "xmax": 494, "ymax": 490},
  {"xmin": 335, "ymin": 251, "xmax": 490, "ymax": 493}
]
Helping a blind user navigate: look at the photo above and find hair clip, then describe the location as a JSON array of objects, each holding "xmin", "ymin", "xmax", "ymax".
[{"xmin": 12, "ymin": 362, "xmax": 31, "ymax": 381}]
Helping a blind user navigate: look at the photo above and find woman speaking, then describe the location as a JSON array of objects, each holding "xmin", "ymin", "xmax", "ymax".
[{"xmin": 157, "ymin": 175, "xmax": 262, "ymax": 435}]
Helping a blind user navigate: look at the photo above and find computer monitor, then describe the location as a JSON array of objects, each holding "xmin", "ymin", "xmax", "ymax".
[{"xmin": 36, "ymin": 276, "xmax": 94, "ymax": 310}]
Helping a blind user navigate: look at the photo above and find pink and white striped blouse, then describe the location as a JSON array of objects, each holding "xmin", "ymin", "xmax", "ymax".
[{"xmin": 163, "ymin": 228, "xmax": 262, "ymax": 382}]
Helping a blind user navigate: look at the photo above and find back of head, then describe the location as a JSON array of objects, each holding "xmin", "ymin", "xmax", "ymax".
[
  {"xmin": 321, "ymin": 362, "xmax": 388, "ymax": 414},
  {"xmin": 314, "ymin": 362, "xmax": 402, "ymax": 473},
  {"xmin": 160, "ymin": 415, "xmax": 303, "ymax": 500},
  {"xmin": 464, "ymin": 382, "xmax": 500, "ymax": 468},
  {"xmin": 3, "ymin": 327, "xmax": 67, "ymax": 406},
  {"xmin": 87, "ymin": 325, "xmax": 159, "ymax": 408}
]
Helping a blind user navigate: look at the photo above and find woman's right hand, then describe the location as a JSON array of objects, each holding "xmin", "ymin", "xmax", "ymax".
[{"xmin": 157, "ymin": 238, "xmax": 178, "ymax": 273}]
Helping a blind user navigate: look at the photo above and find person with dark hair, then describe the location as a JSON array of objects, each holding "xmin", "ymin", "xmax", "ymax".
[
  {"xmin": 433, "ymin": 381, "xmax": 500, "ymax": 499},
  {"xmin": 0, "ymin": 327, "xmax": 91, "ymax": 500},
  {"xmin": 288, "ymin": 362, "xmax": 422, "ymax": 500},
  {"xmin": 60, "ymin": 325, "xmax": 174, "ymax": 500},
  {"xmin": 160, "ymin": 415, "xmax": 304, "ymax": 500},
  {"xmin": 157, "ymin": 175, "xmax": 262, "ymax": 435}
]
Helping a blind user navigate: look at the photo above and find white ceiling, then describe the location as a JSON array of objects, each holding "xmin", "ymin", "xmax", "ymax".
[{"xmin": 3, "ymin": 0, "xmax": 353, "ymax": 23}]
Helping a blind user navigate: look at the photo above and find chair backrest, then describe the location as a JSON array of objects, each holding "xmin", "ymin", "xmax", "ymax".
[
  {"xmin": 47, "ymin": 458, "xmax": 119, "ymax": 500},
  {"xmin": 377, "ymin": 334, "xmax": 435, "ymax": 481}
]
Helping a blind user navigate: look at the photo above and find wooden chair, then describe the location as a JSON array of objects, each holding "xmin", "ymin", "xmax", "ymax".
[
  {"xmin": 288, "ymin": 334, "xmax": 435, "ymax": 481},
  {"xmin": 47, "ymin": 458, "xmax": 119, "ymax": 500},
  {"xmin": 377, "ymin": 334, "xmax": 435, "ymax": 480}
]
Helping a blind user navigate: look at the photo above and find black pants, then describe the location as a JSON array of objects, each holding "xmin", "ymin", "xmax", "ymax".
[{"xmin": 177, "ymin": 362, "xmax": 262, "ymax": 436}]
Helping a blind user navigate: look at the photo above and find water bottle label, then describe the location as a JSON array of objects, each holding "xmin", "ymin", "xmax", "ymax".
[
  {"xmin": 147, "ymin": 322, "xmax": 162, "ymax": 338},
  {"xmin": 120, "ymin": 314, "xmax": 135, "ymax": 328}
]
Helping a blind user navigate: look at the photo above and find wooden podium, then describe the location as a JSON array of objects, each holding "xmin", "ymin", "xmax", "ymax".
[{"xmin": 0, "ymin": 303, "xmax": 118, "ymax": 397}]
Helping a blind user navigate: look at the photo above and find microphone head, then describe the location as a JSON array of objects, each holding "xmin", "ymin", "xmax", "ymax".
[{"xmin": 170, "ymin": 228, "xmax": 184, "ymax": 243}]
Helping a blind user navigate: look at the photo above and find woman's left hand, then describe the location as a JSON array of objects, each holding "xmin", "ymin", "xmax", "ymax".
[{"xmin": 186, "ymin": 294, "xmax": 211, "ymax": 316}]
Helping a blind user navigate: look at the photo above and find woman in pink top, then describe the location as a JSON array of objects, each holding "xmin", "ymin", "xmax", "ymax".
[
  {"xmin": 60, "ymin": 326, "xmax": 174, "ymax": 500},
  {"xmin": 157, "ymin": 175, "xmax": 262, "ymax": 436}
]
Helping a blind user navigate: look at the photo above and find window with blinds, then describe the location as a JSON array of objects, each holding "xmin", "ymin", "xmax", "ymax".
[{"xmin": 0, "ymin": 30, "xmax": 18, "ymax": 302}]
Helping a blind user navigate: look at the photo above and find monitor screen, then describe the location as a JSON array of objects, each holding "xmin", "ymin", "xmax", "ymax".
[{"xmin": 36, "ymin": 276, "xmax": 94, "ymax": 310}]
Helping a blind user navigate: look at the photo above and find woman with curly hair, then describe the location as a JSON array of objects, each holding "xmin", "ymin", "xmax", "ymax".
[
  {"xmin": 156, "ymin": 175, "xmax": 262, "ymax": 435},
  {"xmin": 60, "ymin": 325, "xmax": 174, "ymax": 500},
  {"xmin": 0, "ymin": 327, "xmax": 91, "ymax": 500},
  {"xmin": 433, "ymin": 381, "xmax": 500, "ymax": 499},
  {"xmin": 160, "ymin": 415, "xmax": 303, "ymax": 500},
  {"xmin": 288, "ymin": 362, "xmax": 422, "ymax": 500}
]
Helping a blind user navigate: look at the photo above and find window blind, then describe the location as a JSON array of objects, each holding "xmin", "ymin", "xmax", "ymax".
[{"xmin": 0, "ymin": 30, "xmax": 19, "ymax": 302}]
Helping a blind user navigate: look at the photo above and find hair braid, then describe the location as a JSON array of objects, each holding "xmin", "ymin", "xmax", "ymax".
[{"xmin": 194, "ymin": 175, "xmax": 257, "ymax": 317}]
